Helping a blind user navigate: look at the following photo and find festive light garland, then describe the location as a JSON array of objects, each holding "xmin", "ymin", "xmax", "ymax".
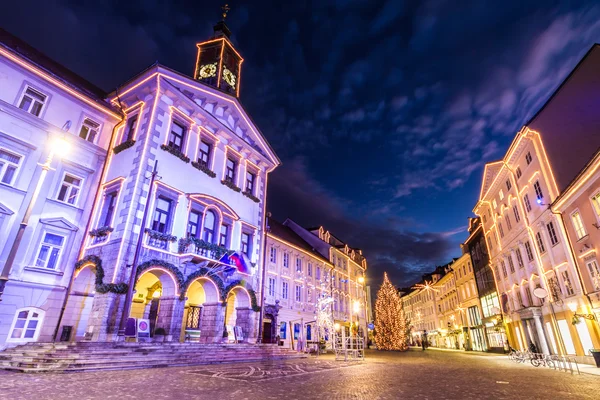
[{"xmin": 374, "ymin": 272, "xmax": 409, "ymax": 351}]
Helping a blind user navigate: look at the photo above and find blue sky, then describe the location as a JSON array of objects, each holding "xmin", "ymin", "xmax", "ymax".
[{"xmin": 3, "ymin": 0, "xmax": 600, "ymax": 288}]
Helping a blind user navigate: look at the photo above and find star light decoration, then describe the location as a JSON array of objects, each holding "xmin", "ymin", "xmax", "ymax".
[{"xmin": 412, "ymin": 280, "xmax": 440, "ymax": 293}]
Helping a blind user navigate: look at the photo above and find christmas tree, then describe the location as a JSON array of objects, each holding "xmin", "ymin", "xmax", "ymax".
[{"xmin": 375, "ymin": 272, "xmax": 408, "ymax": 351}]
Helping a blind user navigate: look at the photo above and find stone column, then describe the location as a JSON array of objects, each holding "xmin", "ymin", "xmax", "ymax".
[
  {"xmin": 235, "ymin": 307, "xmax": 257, "ymax": 343},
  {"xmin": 86, "ymin": 292, "xmax": 125, "ymax": 342},
  {"xmin": 155, "ymin": 296, "xmax": 185, "ymax": 342},
  {"xmin": 532, "ymin": 308, "xmax": 550, "ymax": 355},
  {"xmin": 199, "ymin": 302, "xmax": 226, "ymax": 343}
]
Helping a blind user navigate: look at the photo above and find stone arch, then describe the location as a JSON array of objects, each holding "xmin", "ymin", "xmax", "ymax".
[
  {"xmin": 182, "ymin": 276, "xmax": 222, "ymax": 342},
  {"xmin": 224, "ymin": 286, "xmax": 254, "ymax": 342},
  {"xmin": 61, "ymin": 262, "xmax": 97, "ymax": 341}
]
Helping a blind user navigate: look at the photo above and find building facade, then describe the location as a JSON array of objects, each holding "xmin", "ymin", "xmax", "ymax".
[
  {"xmin": 283, "ymin": 220, "xmax": 369, "ymax": 342},
  {"xmin": 263, "ymin": 219, "xmax": 333, "ymax": 348},
  {"xmin": 474, "ymin": 44, "xmax": 600, "ymax": 363},
  {"xmin": 0, "ymin": 29, "xmax": 121, "ymax": 347},
  {"xmin": 453, "ymin": 252, "xmax": 486, "ymax": 351},
  {"xmin": 434, "ymin": 266, "xmax": 462, "ymax": 349},
  {"xmin": 58, "ymin": 21, "xmax": 280, "ymax": 344}
]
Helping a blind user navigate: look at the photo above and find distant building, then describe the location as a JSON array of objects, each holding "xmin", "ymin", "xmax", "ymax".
[
  {"xmin": 0, "ymin": 28, "xmax": 121, "ymax": 347},
  {"xmin": 453, "ymin": 251, "xmax": 485, "ymax": 352}
]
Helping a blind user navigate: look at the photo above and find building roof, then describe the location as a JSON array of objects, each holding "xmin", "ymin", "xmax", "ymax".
[
  {"xmin": 268, "ymin": 218, "xmax": 330, "ymax": 264},
  {"xmin": 526, "ymin": 43, "xmax": 600, "ymax": 193},
  {"xmin": 0, "ymin": 28, "xmax": 117, "ymax": 111}
]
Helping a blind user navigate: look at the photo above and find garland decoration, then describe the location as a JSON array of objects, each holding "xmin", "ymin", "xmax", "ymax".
[
  {"xmin": 191, "ymin": 161, "xmax": 217, "ymax": 178},
  {"xmin": 89, "ymin": 226, "xmax": 114, "ymax": 237},
  {"xmin": 74, "ymin": 255, "xmax": 128, "ymax": 294},
  {"xmin": 113, "ymin": 139, "xmax": 136, "ymax": 154},
  {"xmin": 242, "ymin": 190, "xmax": 260, "ymax": 203},
  {"xmin": 221, "ymin": 179, "xmax": 241, "ymax": 192},
  {"xmin": 136, "ymin": 259, "xmax": 185, "ymax": 293},
  {"xmin": 160, "ymin": 144, "xmax": 190, "ymax": 163},
  {"xmin": 145, "ymin": 228, "xmax": 177, "ymax": 242}
]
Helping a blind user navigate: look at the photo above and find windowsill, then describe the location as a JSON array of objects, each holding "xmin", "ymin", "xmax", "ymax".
[
  {"xmin": 46, "ymin": 198, "xmax": 84, "ymax": 210},
  {"xmin": 0, "ymin": 182, "xmax": 27, "ymax": 195},
  {"xmin": 576, "ymin": 234, "xmax": 589, "ymax": 243},
  {"xmin": 23, "ymin": 266, "xmax": 64, "ymax": 276}
]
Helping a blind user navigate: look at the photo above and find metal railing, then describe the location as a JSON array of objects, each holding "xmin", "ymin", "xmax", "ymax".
[{"xmin": 508, "ymin": 350, "xmax": 580, "ymax": 375}]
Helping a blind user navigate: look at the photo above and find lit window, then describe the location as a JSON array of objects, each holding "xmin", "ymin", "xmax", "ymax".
[
  {"xmin": 492, "ymin": 199, "xmax": 497, "ymax": 209},
  {"xmin": 35, "ymin": 232, "xmax": 65, "ymax": 269},
  {"xmin": 535, "ymin": 232, "xmax": 546, "ymax": 253},
  {"xmin": 524, "ymin": 241, "xmax": 534, "ymax": 261},
  {"xmin": 282, "ymin": 281, "xmax": 288, "ymax": 299},
  {"xmin": 516, "ymin": 167, "xmax": 522, "ymax": 179},
  {"xmin": 152, "ymin": 197, "xmax": 172, "ymax": 234},
  {"xmin": 296, "ymin": 257, "xmax": 302, "ymax": 272},
  {"xmin": 506, "ymin": 180, "xmax": 511, "ymax": 191},
  {"xmin": 241, "ymin": 232, "xmax": 251, "ymax": 256},
  {"xmin": 79, "ymin": 118, "xmax": 100, "ymax": 143},
  {"xmin": 268, "ymin": 278, "xmax": 275, "ymax": 296},
  {"xmin": 269, "ymin": 247, "xmax": 276, "ymax": 263},
  {"xmin": 523, "ymin": 194, "xmax": 532, "ymax": 212},
  {"xmin": 586, "ymin": 260, "xmax": 600, "ymax": 291},
  {"xmin": 499, "ymin": 190, "xmax": 504, "ymax": 200},
  {"xmin": 283, "ymin": 253, "xmax": 289, "ymax": 268},
  {"xmin": 592, "ymin": 192, "xmax": 600, "ymax": 218},
  {"xmin": 513, "ymin": 206, "xmax": 520, "ymax": 223},
  {"xmin": 198, "ymin": 141, "xmax": 211, "ymax": 167},
  {"xmin": 546, "ymin": 222, "xmax": 559, "ymax": 246},
  {"xmin": 534, "ymin": 181, "xmax": 543, "ymax": 201},
  {"xmin": 525, "ymin": 152, "xmax": 532, "ymax": 165},
  {"xmin": 219, "ymin": 224, "xmax": 229, "ymax": 247},
  {"xmin": 124, "ymin": 114, "xmax": 138, "ymax": 142},
  {"xmin": 57, "ymin": 173, "xmax": 82, "ymax": 205},
  {"xmin": 295, "ymin": 286, "xmax": 302, "ymax": 302},
  {"xmin": 246, "ymin": 171, "xmax": 256, "ymax": 194},
  {"xmin": 168, "ymin": 121, "xmax": 186, "ymax": 150},
  {"xmin": 571, "ymin": 211, "xmax": 587, "ymax": 240},
  {"xmin": 0, "ymin": 149, "xmax": 22, "ymax": 186},
  {"xmin": 516, "ymin": 248, "xmax": 524, "ymax": 269},
  {"xmin": 225, "ymin": 158, "xmax": 236, "ymax": 183},
  {"xmin": 561, "ymin": 270, "xmax": 575, "ymax": 296},
  {"xmin": 8, "ymin": 308, "xmax": 44, "ymax": 342},
  {"xmin": 187, "ymin": 210, "xmax": 201, "ymax": 238},
  {"xmin": 18, "ymin": 87, "xmax": 47, "ymax": 117}
]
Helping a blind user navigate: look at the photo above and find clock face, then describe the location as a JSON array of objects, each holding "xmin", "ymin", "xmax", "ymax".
[
  {"xmin": 199, "ymin": 63, "xmax": 217, "ymax": 79},
  {"xmin": 222, "ymin": 67, "xmax": 237, "ymax": 88}
]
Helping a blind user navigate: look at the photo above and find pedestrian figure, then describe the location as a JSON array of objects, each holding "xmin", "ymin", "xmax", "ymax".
[
  {"xmin": 422, "ymin": 330, "xmax": 428, "ymax": 350},
  {"xmin": 529, "ymin": 341, "xmax": 538, "ymax": 354}
]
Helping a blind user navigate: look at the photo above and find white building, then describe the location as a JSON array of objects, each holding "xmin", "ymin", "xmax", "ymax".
[
  {"xmin": 263, "ymin": 219, "xmax": 333, "ymax": 348},
  {"xmin": 57, "ymin": 20, "xmax": 280, "ymax": 344},
  {"xmin": 0, "ymin": 28, "xmax": 121, "ymax": 347}
]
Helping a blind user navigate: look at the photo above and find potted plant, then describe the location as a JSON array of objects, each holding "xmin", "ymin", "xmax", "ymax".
[
  {"xmin": 154, "ymin": 327, "xmax": 166, "ymax": 343},
  {"xmin": 590, "ymin": 349, "xmax": 600, "ymax": 368}
]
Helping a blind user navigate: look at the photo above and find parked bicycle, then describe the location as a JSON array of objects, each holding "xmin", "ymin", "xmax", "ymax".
[{"xmin": 530, "ymin": 353, "xmax": 555, "ymax": 368}]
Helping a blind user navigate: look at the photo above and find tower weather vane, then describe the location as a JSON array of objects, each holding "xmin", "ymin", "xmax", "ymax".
[{"xmin": 221, "ymin": 3, "xmax": 230, "ymax": 20}]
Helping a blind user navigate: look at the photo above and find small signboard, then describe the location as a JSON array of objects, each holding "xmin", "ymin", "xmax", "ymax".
[
  {"xmin": 137, "ymin": 319, "xmax": 150, "ymax": 339},
  {"xmin": 124, "ymin": 317, "xmax": 137, "ymax": 338},
  {"xmin": 226, "ymin": 325, "xmax": 235, "ymax": 343},
  {"xmin": 234, "ymin": 326, "xmax": 244, "ymax": 342}
]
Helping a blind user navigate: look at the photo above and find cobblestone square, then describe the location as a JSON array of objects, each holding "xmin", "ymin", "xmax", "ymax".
[{"xmin": 0, "ymin": 349, "xmax": 598, "ymax": 399}]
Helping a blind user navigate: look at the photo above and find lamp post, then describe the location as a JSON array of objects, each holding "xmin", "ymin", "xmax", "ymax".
[
  {"xmin": 568, "ymin": 301, "xmax": 597, "ymax": 323},
  {"xmin": 0, "ymin": 136, "xmax": 70, "ymax": 302}
]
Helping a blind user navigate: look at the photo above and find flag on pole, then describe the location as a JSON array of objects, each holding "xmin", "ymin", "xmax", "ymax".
[{"xmin": 228, "ymin": 252, "xmax": 250, "ymax": 274}]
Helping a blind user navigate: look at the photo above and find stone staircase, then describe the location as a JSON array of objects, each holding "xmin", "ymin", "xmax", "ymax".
[{"xmin": 0, "ymin": 342, "xmax": 306, "ymax": 373}]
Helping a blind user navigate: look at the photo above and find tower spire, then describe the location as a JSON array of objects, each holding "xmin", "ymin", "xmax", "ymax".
[{"xmin": 214, "ymin": 3, "xmax": 232, "ymax": 38}]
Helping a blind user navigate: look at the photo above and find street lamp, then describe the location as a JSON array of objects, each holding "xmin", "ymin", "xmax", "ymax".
[
  {"xmin": 358, "ymin": 276, "xmax": 365, "ymax": 284},
  {"xmin": 568, "ymin": 302, "xmax": 597, "ymax": 323},
  {"xmin": 0, "ymin": 134, "xmax": 71, "ymax": 301}
]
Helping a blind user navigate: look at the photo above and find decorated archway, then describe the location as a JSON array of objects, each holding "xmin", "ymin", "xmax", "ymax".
[
  {"xmin": 61, "ymin": 263, "xmax": 96, "ymax": 340},
  {"xmin": 182, "ymin": 276, "xmax": 221, "ymax": 342},
  {"xmin": 224, "ymin": 286, "xmax": 252, "ymax": 342}
]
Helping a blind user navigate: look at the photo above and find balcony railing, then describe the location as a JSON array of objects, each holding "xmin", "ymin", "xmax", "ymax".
[
  {"xmin": 145, "ymin": 229, "xmax": 177, "ymax": 251},
  {"xmin": 178, "ymin": 236, "xmax": 230, "ymax": 261}
]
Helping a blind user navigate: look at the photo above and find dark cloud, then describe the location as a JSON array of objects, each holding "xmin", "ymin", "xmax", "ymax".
[{"xmin": 3, "ymin": 0, "xmax": 600, "ymax": 289}]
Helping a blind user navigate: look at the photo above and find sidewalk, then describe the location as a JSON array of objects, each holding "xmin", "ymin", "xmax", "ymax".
[{"xmin": 410, "ymin": 346, "xmax": 600, "ymax": 376}]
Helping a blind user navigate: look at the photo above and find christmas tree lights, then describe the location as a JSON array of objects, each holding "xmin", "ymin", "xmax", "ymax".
[{"xmin": 375, "ymin": 272, "xmax": 408, "ymax": 351}]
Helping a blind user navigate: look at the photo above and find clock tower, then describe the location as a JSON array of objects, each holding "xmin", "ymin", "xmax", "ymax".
[{"xmin": 194, "ymin": 11, "xmax": 243, "ymax": 97}]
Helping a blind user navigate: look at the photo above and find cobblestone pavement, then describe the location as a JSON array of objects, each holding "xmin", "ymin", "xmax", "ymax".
[{"xmin": 0, "ymin": 349, "xmax": 598, "ymax": 399}]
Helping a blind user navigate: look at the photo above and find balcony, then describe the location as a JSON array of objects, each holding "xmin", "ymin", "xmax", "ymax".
[
  {"xmin": 178, "ymin": 236, "xmax": 230, "ymax": 262},
  {"xmin": 145, "ymin": 229, "xmax": 177, "ymax": 251},
  {"xmin": 88, "ymin": 226, "xmax": 113, "ymax": 245}
]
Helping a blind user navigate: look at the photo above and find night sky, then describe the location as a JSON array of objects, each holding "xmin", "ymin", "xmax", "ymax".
[{"xmin": 3, "ymin": 1, "xmax": 600, "ymax": 289}]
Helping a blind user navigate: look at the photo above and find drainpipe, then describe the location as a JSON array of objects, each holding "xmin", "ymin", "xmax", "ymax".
[{"xmin": 53, "ymin": 116, "xmax": 127, "ymax": 342}]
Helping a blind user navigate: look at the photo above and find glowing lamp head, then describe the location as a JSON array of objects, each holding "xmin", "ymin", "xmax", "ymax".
[
  {"xmin": 567, "ymin": 302, "xmax": 578, "ymax": 313},
  {"xmin": 52, "ymin": 137, "xmax": 71, "ymax": 158},
  {"xmin": 353, "ymin": 300, "xmax": 360, "ymax": 313},
  {"xmin": 334, "ymin": 323, "xmax": 341, "ymax": 331},
  {"xmin": 152, "ymin": 290, "xmax": 162, "ymax": 299},
  {"xmin": 358, "ymin": 276, "xmax": 365, "ymax": 284},
  {"xmin": 536, "ymin": 198, "xmax": 542, "ymax": 205}
]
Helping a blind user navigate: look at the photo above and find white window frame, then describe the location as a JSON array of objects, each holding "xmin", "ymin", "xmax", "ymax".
[
  {"xmin": 295, "ymin": 285, "xmax": 301, "ymax": 302},
  {"xmin": 570, "ymin": 210, "xmax": 587, "ymax": 240},
  {"xmin": 499, "ymin": 190, "xmax": 504, "ymax": 201},
  {"xmin": 17, "ymin": 85, "xmax": 48, "ymax": 117},
  {"xmin": 34, "ymin": 231, "xmax": 66, "ymax": 270},
  {"xmin": 585, "ymin": 260, "xmax": 600, "ymax": 292},
  {"xmin": 269, "ymin": 246, "xmax": 276, "ymax": 263},
  {"xmin": 282, "ymin": 281, "xmax": 289, "ymax": 299},
  {"xmin": 7, "ymin": 307, "xmax": 45, "ymax": 343},
  {"xmin": 56, "ymin": 172, "xmax": 84, "ymax": 206},
  {"xmin": 78, "ymin": 117, "xmax": 102, "ymax": 144},
  {"xmin": 590, "ymin": 190, "xmax": 600, "ymax": 223},
  {"xmin": 0, "ymin": 147, "xmax": 24, "ymax": 186},
  {"xmin": 268, "ymin": 277, "xmax": 276, "ymax": 297}
]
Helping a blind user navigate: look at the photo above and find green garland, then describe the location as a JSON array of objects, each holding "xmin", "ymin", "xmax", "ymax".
[
  {"xmin": 160, "ymin": 144, "xmax": 190, "ymax": 163},
  {"xmin": 191, "ymin": 161, "xmax": 217, "ymax": 178},
  {"xmin": 74, "ymin": 255, "xmax": 128, "ymax": 294},
  {"xmin": 223, "ymin": 280, "xmax": 261, "ymax": 312},
  {"xmin": 221, "ymin": 179, "xmax": 241, "ymax": 192},
  {"xmin": 145, "ymin": 228, "xmax": 177, "ymax": 242},
  {"xmin": 242, "ymin": 190, "xmax": 260, "ymax": 203},
  {"xmin": 136, "ymin": 259, "xmax": 185, "ymax": 292},
  {"xmin": 113, "ymin": 139, "xmax": 136, "ymax": 154},
  {"xmin": 88, "ymin": 226, "xmax": 114, "ymax": 237},
  {"xmin": 179, "ymin": 267, "xmax": 226, "ymax": 301},
  {"xmin": 178, "ymin": 236, "xmax": 230, "ymax": 259}
]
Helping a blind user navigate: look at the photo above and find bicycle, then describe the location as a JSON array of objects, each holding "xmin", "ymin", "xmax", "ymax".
[{"xmin": 530, "ymin": 353, "xmax": 555, "ymax": 368}]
